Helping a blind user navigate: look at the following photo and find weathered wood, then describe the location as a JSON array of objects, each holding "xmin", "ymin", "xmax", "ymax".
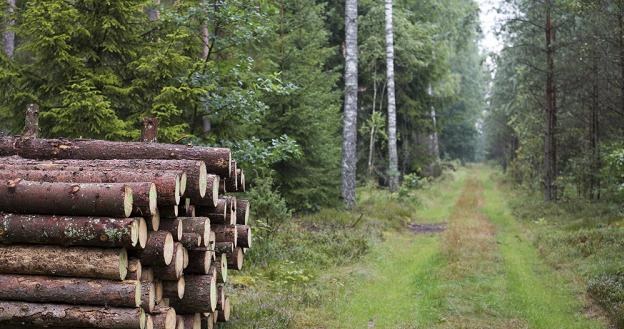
[
  {"xmin": 159, "ymin": 218, "xmax": 183, "ymax": 241},
  {"xmin": 0, "ymin": 301, "xmax": 146, "ymax": 329},
  {"xmin": 0, "ymin": 180, "xmax": 133, "ymax": 217},
  {"xmin": 0, "ymin": 245, "xmax": 128, "ymax": 280},
  {"xmin": 235, "ymin": 199, "xmax": 250, "ymax": 225},
  {"xmin": 0, "ymin": 274, "xmax": 141, "ymax": 307},
  {"xmin": 133, "ymin": 231, "xmax": 174, "ymax": 266},
  {"xmin": 236, "ymin": 225, "xmax": 252, "ymax": 248},
  {"xmin": 151, "ymin": 304, "xmax": 176, "ymax": 329},
  {"xmin": 0, "ymin": 166, "xmax": 180, "ymax": 207},
  {"xmin": 213, "ymin": 225, "xmax": 237, "ymax": 247},
  {"xmin": 186, "ymin": 249, "xmax": 212, "ymax": 275},
  {"xmin": 226, "ymin": 247, "xmax": 244, "ymax": 271},
  {"xmin": 163, "ymin": 276, "xmax": 185, "ymax": 300},
  {"xmin": 180, "ymin": 217, "xmax": 210, "ymax": 245},
  {"xmin": 168, "ymin": 274, "xmax": 217, "ymax": 314},
  {"xmin": 0, "ymin": 214, "xmax": 144, "ymax": 248},
  {"xmin": 0, "ymin": 137, "xmax": 231, "ymax": 177},
  {"xmin": 152, "ymin": 243, "xmax": 184, "ymax": 280},
  {"xmin": 127, "ymin": 259, "xmax": 143, "ymax": 281},
  {"xmin": 141, "ymin": 281, "xmax": 156, "ymax": 313}
]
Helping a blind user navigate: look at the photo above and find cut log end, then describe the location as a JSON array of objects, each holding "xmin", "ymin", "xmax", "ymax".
[
  {"xmin": 124, "ymin": 186, "xmax": 134, "ymax": 218},
  {"xmin": 140, "ymin": 308, "xmax": 147, "ymax": 329},
  {"xmin": 174, "ymin": 176, "xmax": 181, "ymax": 205},
  {"xmin": 183, "ymin": 247, "xmax": 189, "ymax": 269},
  {"xmin": 119, "ymin": 248, "xmax": 129, "ymax": 280},
  {"xmin": 134, "ymin": 280, "xmax": 142, "ymax": 307},
  {"xmin": 146, "ymin": 315, "xmax": 154, "ymax": 329},
  {"xmin": 138, "ymin": 218, "xmax": 148, "ymax": 248},
  {"xmin": 179, "ymin": 172, "xmax": 187, "ymax": 198},
  {"xmin": 148, "ymin": 183, "xmax": 158, "ymax": 214},
  {"xmin": 217, "ymin": 297, "xmax": 230, "ymax": 322},
  {"xmin": 175, "ymin": 243, "xmax": 185, "ymax": 277},
  {"xmin": 198, "ymin": 162, "xmax": 207, "ymax": 198},
  {"xmin": 163, "ymin": 232, "xmax": 175, "ymax": 265},
  {"xmin": 130, "ymin": 219, "xmax": 140, "ymax": 247},
  {"xmin": 177, "ymin": 276, "xmax": 186, "ymax": 299}
]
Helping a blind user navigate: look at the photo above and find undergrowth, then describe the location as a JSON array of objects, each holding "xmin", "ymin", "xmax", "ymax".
[
  {"xmin": 500, "ymin": 172, "xmax": 624, "ymax": 328},
  {"xmin": 225, "ymin": 172, "xmax": 457, "ymax": 328}
]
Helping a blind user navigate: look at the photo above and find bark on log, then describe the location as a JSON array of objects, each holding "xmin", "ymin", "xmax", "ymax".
[
  {"xmin": 236, "ymin": 225, "xmax": 252, "ymax": 248},
  {"xmin": 202, "ymin": 175, "xmax": 219, "ymax": 208},
  {"xmin": 200, "ymin": 314, "xmax": 214, "ymax": 329},
  {"xmin": 0, "ymin": 167, "xmax": 180, "ymax": 207},
  {"xmin": 152, "ymin": 243, "xmax": 184, "ymax": 280},
  {"xmin": 141, "ymin": 267, "xmax": 155, "ymax": 282},
  {"xmin": 213, "ymin": 225, "xmax": 237, "ymax": 247},
  {"xmin": 224, "ymin": 161, "xmax": 238, "ymax": 192},
  {"xmin": 180, "ymin": 233, "xmax": 201, "ymax": 249},
  {"xmin": 194, "ymin": 197, "xmax": 230, "ymax": 224},
  {"xmin": 140, "ymin": 281, "xmax": 156, "ymax": 313},
  {"xmin": 235, "ymin": 199, "xmax": 250, "ymax": 225},
  {"xmin": 163, "ymin": 276, "xmax": 185, "ymax": 300},
  {"xmin": 151, "ymin": 304, "xmax": 176, "ymax": 329},
  {"xmin": 168, "ymin": 274, "xmax": 217, "ymax": 314},
  {"xmin": 214, "ymin": 242, "xmax": 233, "ymax": 255},
  {"xmin": 159, "ymin": 206, "xmax": 178, "ymax": 219},
  {"xmin": 236, "ymin": 169, "xmax": 245, "ymax": 192},
  {"xmin": 134, "ymin": 231, "xmax": 174, "ymax": 266},
  {"xmin": 180, "ymin": 217, "xmax": 210, "ymax": 245},
  {"xmin": 0, "ymin": 245, "xmax": 128, "ymax": 280},
  {"xmin": 0, "ymin": 180, "xmax": 133, "ymax": 217},
  {"xmin": 0, "ymin": 301, "xmax": 146, "ymax": 329},
  {"xmin": 159, "ymin": 218, "xmax": 183, "ymax": 241},
  {"xmin": 218, "ymin": 179, "xmax": 227, "ymax": 194},
  {"xmin": 0, "ymin": 214, "xmax": 145, "ymax": 248},
  {"xmin": 0, "ymin": 274, "xmax": 141, "ymax": 307},
  {"xmin": 226, "ymin": 247, "xmax": 244, "ymax": 271},
  {"xmin": 216, "ymin": 297, "xmax": 230, "ymax": 322},
  {"xmin": 210, "ymin": 254, "xmax": 227, "ymax": 283},
  {"xmin": 0, "ymin": 137, "xmax": 231, "ymax": 177},
  {"xmin": 127, "ymin": 259, "xmax": 143, "ymax": 281},
  {"xmin": 180, "ymin": 314, "xmax": 200, "ymax": 329},
  {"xmin": 186, "ymin": 249, "xmax": 212, "ymax": 275},
  {"xmin": 216, "ymin": 286, "xmax": 225, "ymax": 313}
]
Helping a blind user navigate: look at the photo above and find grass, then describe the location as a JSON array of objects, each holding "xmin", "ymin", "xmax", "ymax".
[{"xmin": 227, "ymin": 166, "xmax": 616, "ymax": 328}]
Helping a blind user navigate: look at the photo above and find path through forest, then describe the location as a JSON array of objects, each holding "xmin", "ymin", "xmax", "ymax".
[{"xmin": 329, "ymin": 167, "xmax": 606, "ymax": 329}]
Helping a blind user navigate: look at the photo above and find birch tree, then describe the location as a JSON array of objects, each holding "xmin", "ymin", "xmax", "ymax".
[
  {"xmin": 384, "ymin": 0, "xmax": 399, "ymax": 191},
  {"xmin": 342, "ymin": 0, "xmax": 358, "ymax": 208}
]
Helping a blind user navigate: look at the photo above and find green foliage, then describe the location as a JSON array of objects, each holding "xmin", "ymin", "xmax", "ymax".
[{"xmin": 588, "ymin": 273, "xmax": 624, "ymax": 327}]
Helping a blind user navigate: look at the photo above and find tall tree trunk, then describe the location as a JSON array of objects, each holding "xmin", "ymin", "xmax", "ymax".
[
  {"xmin": 588, "ymin": 52, "xmax": 600, "ymax": 200},
  {"xmin": 619, "ymin": 12, "xmax": 624, "ymax": 115},
  {"xmin": 385, "ymin": 0, "xmax": 399, "ymax": 191},
  {"xmin": 3, "ymin": 0, "xmax": 15, "ymax": 58},
  {"xmin": 367, "ymin": 75, "xmax": 377, "ymax": 178},
  {"xmin": 544, "ymin": 2, "xmax": 557, "ymax": 201},
  {"xmin": 427, "ymin": 85, "xmax": 440, "ymax": 162},
  {"xmin": 341, "ymin": 0, "xmax": 358, "ymax": 208}
]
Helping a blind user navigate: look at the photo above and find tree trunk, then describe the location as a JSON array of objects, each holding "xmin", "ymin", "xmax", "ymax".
[
  {"xmin": 341, "ymin": 0, "xmax": 358, "ymax": 209},
  {"xmin": 544, "ymin": 2, "xmax": 557, "ymax": 201},
  {"xmin": 368, "ymin": 74, "xmax": 378, "ymax": 178},
  {"xmin": 224, "ymin": 161, "xmax": 238, "ymax": 192},
  {"xmin": 212, "ymin": 225, "xmax": 237, "ymax": 248},
  {"xmin": 168, "ymin": 275, "xmax": 217, "ymax": 314},
  {"xmin": 141, "ymin": 117, "xmax": 159, "ymax": 143},
  {"xmin": 201, "ymin": 25, "xmax": 210, "ymax": 60},
  {"xmin": 214, "ymin": 242, "xmax": 233, "ymax": 255},
  {"xmin": 225, "ymin": 247, "xmax": 243, "ymax": 271},
  {"xmin": 180, "ymin": 233, "xmax": 201, "ymax": 249},
  {"xmin": 151, "ymin": 304, "xmax": 176, "ymax": 329},
  {"xmin": 0, "ymin": 137, "xmax": 231, "ymax": 177},
  {"xmin": 0, "ymin": 214, "xmax": 144, "ymax": 248},
  {"xmin": 140, "ymin": 281, "xmax": 156, "ymax": 313},
  {"xmin": 133, "ymin": 231, "xmax": 174, "ymax": 267},
  {"xmin": 235, "ymin": 199, "xmax": 250, "ymax": 225},
  {"xmin": 22, "ymin": 104, "xmax": 39, "ymax": 138},
  {"xmin": 159, "ymin": 218, "xmax": 183, "ymax": 242},
  {"xmin": 0, "ymin": 180, "xmax": 133, "ymax": 217},
  {"xmin": 210, "ymin": 254, "xmax": 227, "ymax": 283},
  {"xmin": 236, "ymin": 169, "xmax": 245, "ymax": 192},
  {"xmin": 588, "ymin": 52, "xmax": 600, "ymax": 200},
  {"xmin": 180, "ymin": 217, "xmax": 210, "ymax": 245},
  {"xmin": 185, "ymin": 249, "xmax": 212, "ymax": 275},
  {"xmin": 152, "ymin": 243, "xmax": 184, "ymax": 280},
  {"xmin": 162, "ymin": 276, "xmax": 185, "ymax": 300},
  {"xmin": 0, "ymin": 275, "xmax": 141, "ymax": 307},
  {"xmin": 147, "ymin": 0, "xmax": 161, "ymax": 21},
  {"xmin": 127, "ymin": 259, "xmax": 143, "ymax": 281},
  {"xmin": 0, "ymin": 245, "xmax": 128, "ymax": 280},
  {"xmin": 236, "ymin": 225, "xmax": 251, "ymax": 248},
  {"xmin": 3, "ymin": 0, "xmax": 15, "ymax": 58},
  {"xmin": 385, "ymin": 0, "xmax": 399, "ymax": 191},
  {"xmin": 0, "ymin": 302, "xmax": 145, "ymax": 329}
]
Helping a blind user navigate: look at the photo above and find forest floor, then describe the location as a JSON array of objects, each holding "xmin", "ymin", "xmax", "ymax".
[{"xmin": 229, "ymin": 166, "xmax": 617, "ymax": 329}]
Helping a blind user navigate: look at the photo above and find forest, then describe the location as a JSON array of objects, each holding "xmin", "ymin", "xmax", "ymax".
[{"xmin": 1, "ymin": 0, "xmax": 624, "ymax": 328}]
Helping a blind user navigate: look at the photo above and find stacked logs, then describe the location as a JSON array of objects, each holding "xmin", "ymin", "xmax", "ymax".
[{"xmin": 0, "ymin": 135, "xmax": 252, "ymax": 329}]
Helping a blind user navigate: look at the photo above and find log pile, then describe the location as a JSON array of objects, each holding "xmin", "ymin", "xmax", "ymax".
[{"xmin": 0, "ymin": 130, "xmax": 252, "ymax": 328}]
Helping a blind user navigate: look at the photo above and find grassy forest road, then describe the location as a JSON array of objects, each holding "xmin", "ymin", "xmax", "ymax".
[{"xmin": 329, "ymin": 167, "xmax": 606, "ymax": 329}]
